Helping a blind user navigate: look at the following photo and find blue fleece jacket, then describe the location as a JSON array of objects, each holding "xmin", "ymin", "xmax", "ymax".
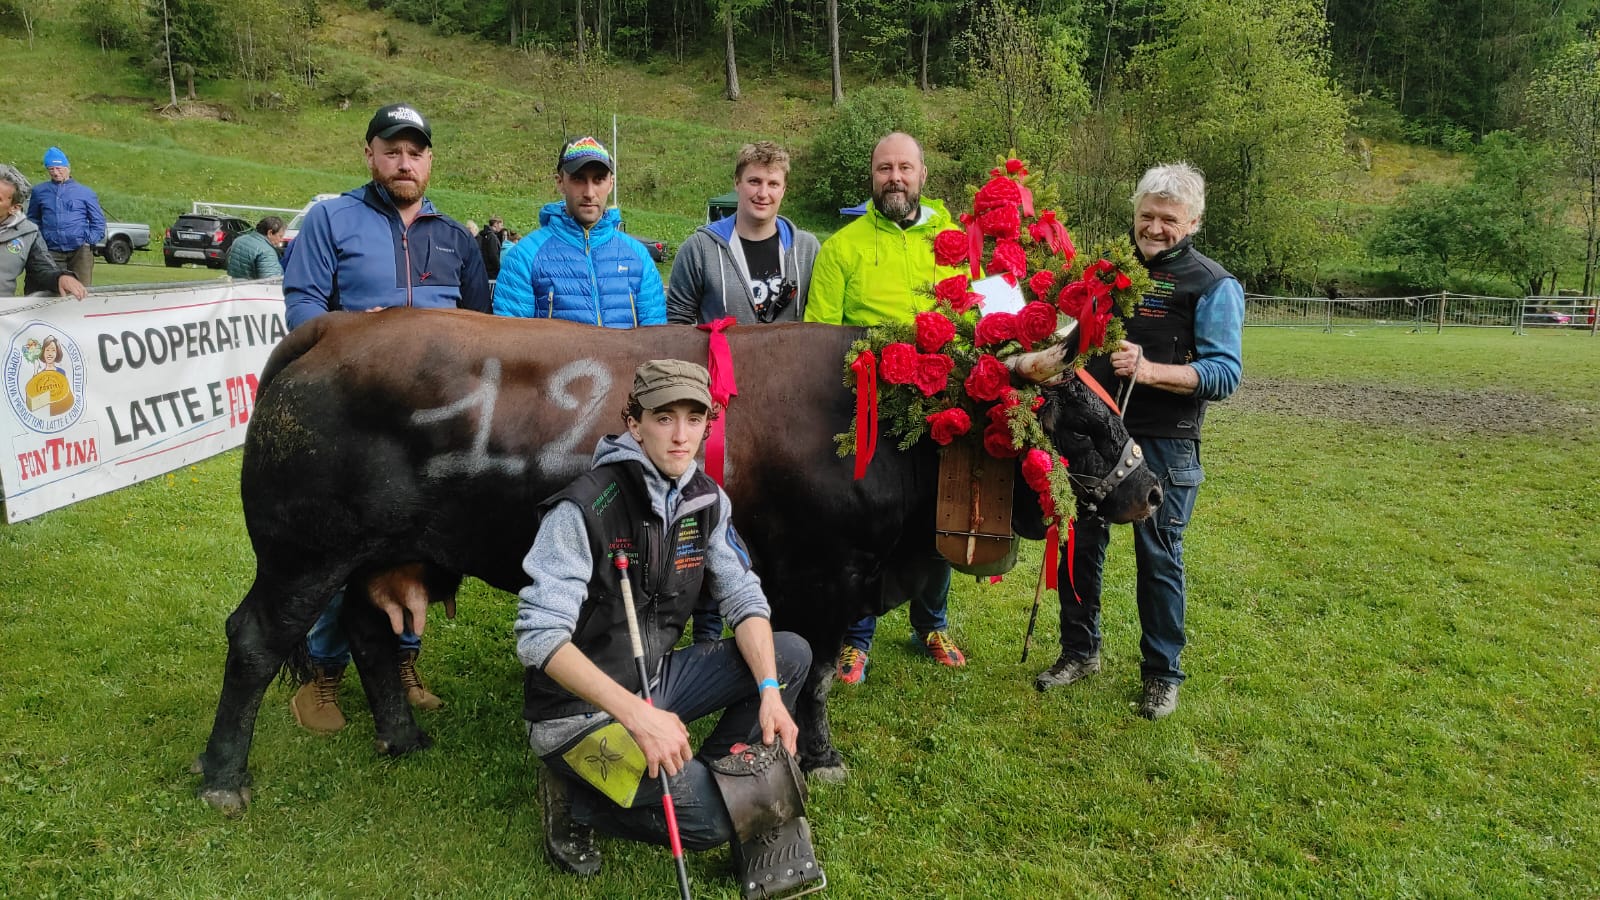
[
  {"xmin": 492, "ymin": 202, "xmax": 666, "ymax": 327},
  {"xmin": 27, "ymin": 178, "xmax": 106, "ymax": 252},
  {"xmin": 283, "ymin": 183, "xmax": 490, "ymax": 330}
]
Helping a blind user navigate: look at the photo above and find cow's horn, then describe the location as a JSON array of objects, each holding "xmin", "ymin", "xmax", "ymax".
[{"xmin": 1007, "ymin": 320, "xmax": 1079, "ymax": 383}]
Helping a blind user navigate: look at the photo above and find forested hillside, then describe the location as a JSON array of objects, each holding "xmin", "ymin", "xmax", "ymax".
[{"xmin": 3, "ymin": 0, "xmax": 1599, "ymax": 294}]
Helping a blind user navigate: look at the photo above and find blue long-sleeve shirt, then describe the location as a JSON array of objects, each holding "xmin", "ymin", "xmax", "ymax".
[
  {"xmin": 1191, "ymin": 276, "xmax": 1244, "ymax": 401},
  {"xmin": 27, "ymin": 178, "xmax": 106, "ymax": 252}
]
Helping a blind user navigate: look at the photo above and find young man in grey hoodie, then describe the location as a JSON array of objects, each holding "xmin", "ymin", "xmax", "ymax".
[
  {"xmin": 515, "ymin": 359, "xmax": 811, "ymax": 879},
  {"xmin": 665, "ymin": 142, "xmax": 819, "ymax": 325}
]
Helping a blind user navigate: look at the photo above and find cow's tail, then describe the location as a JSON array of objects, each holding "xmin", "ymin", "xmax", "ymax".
[
  {"xmin": 257, "ymin": 315, "xmax": 338, "ymax": 395},
  {"xmin": 279, "ymin": 640, "xmax": 314, "ymax": 688}
]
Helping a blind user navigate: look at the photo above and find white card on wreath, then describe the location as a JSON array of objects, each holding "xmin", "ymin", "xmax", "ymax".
[{"xmin": 972, "ymin": 274, "xmax": 1026, "ymax": 315}]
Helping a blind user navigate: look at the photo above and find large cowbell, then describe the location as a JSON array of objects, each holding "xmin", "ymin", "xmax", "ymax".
[{"xmin": 710, "ymin": 742, "xmax": 826, "ymax": 899}]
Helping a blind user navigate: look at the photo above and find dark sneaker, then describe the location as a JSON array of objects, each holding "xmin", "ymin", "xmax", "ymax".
[
  {"xmin": 1138, "ymin": 679, "xmax": 1179, "ymax": 720},
  {"xmin": 540, "ymin": 770, "xmax": 601, "ymax": 876},
  {"xmin": 919, "ymin": 630, "xmax": 967, "ymax": 667},
  {"xmin": 835, "ymin": 646, "xmax": 868, "ymax": 684},
  {"xmin": 1033, "ymin": 653, "xmax": 1101, "ymax": 692}
]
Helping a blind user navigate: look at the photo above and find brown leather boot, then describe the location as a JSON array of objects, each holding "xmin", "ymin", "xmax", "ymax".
[
  {"xmin": 398, "ymin": 649, "xmax": 444, "ymax": 710},
  {"xmin": 289, "ymin": 665, "xmax": 347, "ymax": 734}
]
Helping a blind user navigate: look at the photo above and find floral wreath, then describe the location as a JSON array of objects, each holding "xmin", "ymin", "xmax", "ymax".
[{"xmin": 838, "ymin": 156, "xmax": 1152, "ymax": 527}]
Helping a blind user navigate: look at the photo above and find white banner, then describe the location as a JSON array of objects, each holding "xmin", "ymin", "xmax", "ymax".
[{"xmin": 0, "ymin": 281, "xmax": 286, "ymax": 522}]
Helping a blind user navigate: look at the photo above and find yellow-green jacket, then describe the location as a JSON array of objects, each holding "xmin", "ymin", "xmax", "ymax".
[{"xmin": 804, "ymin": 199, "xmax": 961, "ymax": 325}]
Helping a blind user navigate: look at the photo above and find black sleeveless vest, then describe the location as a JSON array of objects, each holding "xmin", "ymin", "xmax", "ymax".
[
  {"xmin": 522, "ymin": 460, "xmax": 724, "ymax": 722},
  {"xmin": 1085, "ymin": 235, "xmax": 1232, "ymax": 440}
]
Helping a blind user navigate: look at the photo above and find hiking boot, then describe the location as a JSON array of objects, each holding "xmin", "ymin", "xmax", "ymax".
[
  {"xmin": 1033, "ymin": 653, "xmax": 1101, "ymax": 692},
  {"xmin": 835, "ymin": 646, "xmax": 868, "ymax": 684},
  {"xmin": 290, "ymin": 665, "xmax": 347, "ymax": 734},
  {"xmin": 1138, "ymin": 679, "xmax": 1179, "ymax": 720},
  {"xmin": 398, "ymin": 649, "xmax": 444, "ymax": 711},
  {"xmin": 919, "ymin": 630, "xmax": 967, "ymax": 667},
  {"xmin": 540, "ymin": 769, "xmax": 601, "ymax": 876}
]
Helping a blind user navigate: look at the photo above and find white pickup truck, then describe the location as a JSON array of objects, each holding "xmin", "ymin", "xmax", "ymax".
[{"xmin": 95, "ymin": 222, "xmax": 152, "ymax": 265}]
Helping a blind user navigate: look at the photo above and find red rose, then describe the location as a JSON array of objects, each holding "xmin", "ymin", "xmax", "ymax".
[
  {"xmin": 1005, "ymin": 158, "xmax": 1026, "ymax": 175},
  {"xmin": 925, "ymin": 407, "xmax": 972, "ymax": 445},
  {"xmin": 1029, "ymin": 269, "xmax": 1057, "ymax": 301},
  {"xmin": 935, "ymin": 274, "xmax": 970, "ymax": 304},
  {"xmin": 933, "ymin": 229, "xmax": 968, "ymax": 267},
  {"xmin": 913, "ymin": 352, "xmax": 955, "ymax": 397},
  {"xmin": 974, "ymin": 312, "xmax": 1019, "ymax": 347},
  {"xmin": 988, "ymin": 239, "xmax": 1027, "ymax": 281},
  {"xmin": 983, "ymin": 422, "xmax": 1022, "ymax": 458},
  {"xmin": 998, "ymin": 388, "xmax": 1021, "ymax": 409},
  {"xmin": 914, "ymin": 311, "xmax": 956, "ymax": 352},
  {"xmin": 1078, "ymin": 303, "xmax": 1112, "ymax": 355},
  {"xmin": 1022, "ymin": 449, "xmax": 1054, "ymax": 493},
  {"xmin": 1031, "ymin": 394, "xmax": 1046, "ymax": 411},
  {"xmin": 976, "ymin": 204, "xmax": 1020, "ymax": 240},
  {"xmin": 1057, "ymin": 280, "xmax": 1088, "ymax": 319},
  {"xmin": 1017, "ymin": 301, "xmax": 1059, "ymax": 350},
  {"xmin": 988, "ymin": 400, "xmax": 1012, "ymax": 426},
  {"xmin": 963, "ymin": 354, "xmax": 1011, "ymax": 402},
  {"xmin": 880, "ymin": 342, "xmax": 918, "ymax": 384},
  {"xmin": 973, "ymin": 174, "xmax": 1023, "ymax": 212},
  {"xmin": 1114, "ymin": 270, "xmax": 1132, "ymax": 290}
]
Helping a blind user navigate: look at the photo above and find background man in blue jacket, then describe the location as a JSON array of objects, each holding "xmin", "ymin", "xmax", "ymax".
[
  {"xmin": 492, "ymin": 136, "xmax": 665, "ymax": 327},
  {"xmin": 26, "ymin": 147, "xmax": 105, "ymax": 286},
  {"xmin": 282, "ymin": 102, "xmax": 490, "ymax": 733}
]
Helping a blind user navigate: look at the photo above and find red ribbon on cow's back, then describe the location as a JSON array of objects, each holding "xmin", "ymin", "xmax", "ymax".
[
  {"xmin": 1075, "ymin": 367, "xmax": 1121, "ymax": 417},
  {"xmin": 697, "ymin": 317, "xmax": 739, "ymax": 486},
  {"xmin": 850, "ymin": 350, "xmax": 879, "ymax": 480}
]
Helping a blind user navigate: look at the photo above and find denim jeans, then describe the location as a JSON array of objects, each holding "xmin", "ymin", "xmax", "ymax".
[
  {"xmin": 843, "ymin": 561, "xmax": 953, "ymax": 652},
  {"xmin": 539, "ymin": 631, "xmax": 813, "ymax": 850},
  {"xmin": 1057, "ymin": 437, "xmax": 1203, "ymax": 684},
  {"xmin": 306, "ymin": 587, "xmax": 422, "ymax": 669}
]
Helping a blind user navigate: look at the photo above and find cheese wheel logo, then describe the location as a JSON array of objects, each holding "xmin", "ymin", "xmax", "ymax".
[{"xmin": 5, "ymin": 324, "xmax": 87, "ymax": 433}]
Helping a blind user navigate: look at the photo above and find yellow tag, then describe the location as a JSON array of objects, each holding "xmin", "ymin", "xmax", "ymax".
[{"xmin": 561, "ymin": 722, "xmax": 647, "ymax": 808}]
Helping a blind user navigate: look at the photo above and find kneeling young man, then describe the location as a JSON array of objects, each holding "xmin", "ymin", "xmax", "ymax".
[{"xmin": 515, "ymin": 359, "xmax": 816, "ymax": 887}]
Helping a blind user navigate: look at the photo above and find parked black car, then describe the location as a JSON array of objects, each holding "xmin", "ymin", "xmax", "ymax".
[{"xmin": 163, "ymin": 214, "xmax": 251, "ymax": 269}]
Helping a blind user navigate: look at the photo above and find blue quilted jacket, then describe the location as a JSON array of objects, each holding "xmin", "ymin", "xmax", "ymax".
[{"xmin": 492, "ymin": 202, "xmax": 665, "ymax": 327}]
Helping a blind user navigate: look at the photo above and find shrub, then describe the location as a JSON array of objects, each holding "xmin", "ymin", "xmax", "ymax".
[{"xmin": 803, "ymin": 86, "xmax": 925, "ymax": 213}]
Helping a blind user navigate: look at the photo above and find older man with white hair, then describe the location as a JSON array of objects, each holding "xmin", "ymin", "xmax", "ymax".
[
  {"xmin": 0, "ymin": 164, "xmax": 87, "ymax": 299},
  {"xmin": 1034, "ymin": 162, "xmax": 1244, "ymax": 720}
]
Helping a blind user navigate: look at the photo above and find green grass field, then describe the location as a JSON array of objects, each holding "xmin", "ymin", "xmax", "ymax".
[{"xmin": 2, "ymin": 327, "xmax": 1596, "ymax": 897}]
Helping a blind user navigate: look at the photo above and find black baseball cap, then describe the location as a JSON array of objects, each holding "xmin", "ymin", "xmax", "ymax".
[{"xmin": 366, "ymin": 104, "xmax": 432, "ymax": 147}]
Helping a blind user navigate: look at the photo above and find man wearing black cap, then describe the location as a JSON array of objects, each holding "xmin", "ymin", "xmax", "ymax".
[
  {"xmin": 492, "ymin": 136, "xmax": 665, "ymax": 327},
  {"xmin": 281, "ymin": 103, "xmax": 491, "ymax": 735}
]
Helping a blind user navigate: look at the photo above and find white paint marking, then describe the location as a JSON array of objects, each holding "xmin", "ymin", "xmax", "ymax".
[
  {"xmin": 411, "ymin": 357, "xmax": 528, "ymax": 478},
  {"xmin": 537, "ymin": 358, "xmax": 612, "ymax": 478}
]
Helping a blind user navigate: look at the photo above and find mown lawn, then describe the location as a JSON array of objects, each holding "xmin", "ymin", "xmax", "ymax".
[{"xmin": 2, "ymin": 327, "xmax": 1597, "ymax": 897}]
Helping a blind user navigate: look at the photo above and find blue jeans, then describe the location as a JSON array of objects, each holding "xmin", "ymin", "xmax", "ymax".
[
  {"xmin": 541, "ymin": 631, "xmax": 813, "ymax": 850},
  {"xmin": 1057, "ymin": 437, "xmax": 1203, "ymax": 684},
  {"xmin": 307, "ymin": 588, "xmax": 422, "ymax": 669},
  {"xmin": 843, "ymin": 561, "xmax": 953, "ymax": 652}
]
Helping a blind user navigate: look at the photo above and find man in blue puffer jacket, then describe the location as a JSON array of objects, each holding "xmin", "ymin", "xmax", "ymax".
[{"xmin": 492, "ymin": 136, "xmax": 665, "ymax": 327}]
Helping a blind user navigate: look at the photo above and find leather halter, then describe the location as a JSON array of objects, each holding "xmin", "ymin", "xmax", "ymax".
[{"xmin": 1070, "ymin": 437, "xmax": 1145, "ymax": 517}]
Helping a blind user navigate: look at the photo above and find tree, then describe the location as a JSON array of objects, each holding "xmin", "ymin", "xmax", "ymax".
[
  {"xmin": 1128, "ymin": 0, "xmax": 1351, "ymax": 287},
  {"xmin": 146, "ymin": 0, "xmax": 228, "ymax": 101},
  {"xmin": 805, "ymin": 86, "xmax": 924, "ymax": 212},
  {"xmin": 1528, "ymin": 38, "xmax": 1600, "ymax": 295},
  {"xmin": 1368, "ymin": 182, "xmax": 1467, "ymax": 288},
  {"xmin": 828, "ymin": 0, "xmax": 842, "ymax": 104}
]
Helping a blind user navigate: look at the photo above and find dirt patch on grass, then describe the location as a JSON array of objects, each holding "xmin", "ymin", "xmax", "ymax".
[{"xmin": 1225, "ymin": 378, "xmax": 1597, "ymax": 437}]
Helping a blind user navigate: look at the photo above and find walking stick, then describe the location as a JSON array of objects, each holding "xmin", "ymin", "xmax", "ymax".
[
  {"xmin": 1020, "ymin": 549, "xmax": 1049, "ymax": 664},
  {"xmin": 613, "ymin": 551, "xmax": 693, "ymax": 900}
]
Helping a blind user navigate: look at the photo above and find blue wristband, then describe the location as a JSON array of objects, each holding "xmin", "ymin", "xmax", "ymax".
[{"xmin": 758, "ymin": 678, "xmax": 781, "ymax": 693}]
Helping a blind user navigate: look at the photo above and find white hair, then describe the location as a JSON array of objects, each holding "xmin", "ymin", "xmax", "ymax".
[
  {"xmin": 0, "ymin": 163, "xmax": 31, "ymax": 207},
  {"xmin": 1131, "ymin": 162, "xmax": 1206, "ymax": 221}
]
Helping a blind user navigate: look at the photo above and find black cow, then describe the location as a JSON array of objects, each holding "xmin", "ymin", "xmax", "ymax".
[{"xmin": 195, "ymin": 310, "xmax": 1161, "ymax": 812}]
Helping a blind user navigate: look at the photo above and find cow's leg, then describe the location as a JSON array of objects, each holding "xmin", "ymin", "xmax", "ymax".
[
  {"xmin": 796, "ymin": 638, "xmax": 849, "ymax": 782},
  {"xmin": 197, "ymin": 565, "xmax": 344, "ymax": 814},
  {"xmin": 343, "ymin": 579, "xmax": 431, "ymax": 757}
]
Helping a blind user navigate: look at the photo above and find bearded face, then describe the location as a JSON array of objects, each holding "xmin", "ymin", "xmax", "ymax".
[
  {"xmin": 365, "ymin": 135, "xmax": 433, "ymax": 207},
  {"xmin": 870, "ymin": 134, "xmax": 927, "ymax": 224}
]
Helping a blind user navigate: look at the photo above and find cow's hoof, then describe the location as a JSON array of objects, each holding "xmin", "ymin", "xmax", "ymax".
[
  {"xmin": 807, "ymin": 764, "xmax": 849, "ymax": 784},
  {"xmin": 374, "ymin": 730, "xmax": 433, "ymax": 756},
  {"xmin": 199, "ymin": 786, "xmax": 251, "ymax": 816}
]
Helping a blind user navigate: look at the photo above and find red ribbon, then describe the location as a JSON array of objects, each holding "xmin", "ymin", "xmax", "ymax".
[
  {"xmin": 850, "ymin": 350, "xmax": 878, "ymax": 480},
  {"xmin": 967, "ymin": 221, "xmax": 985, "ymax": 280},
  {"xmin": 696, "ymin": 317, "xmax": 738, "ymax": 485},
  {"xmin": 1018, "ymin": 183, "xmax": 1035, "ymax": 219}
]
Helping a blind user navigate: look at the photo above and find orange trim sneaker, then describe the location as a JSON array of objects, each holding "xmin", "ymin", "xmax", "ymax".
[
  {"xmin": 835, "ymin": 646, "xmax": 868, "ymax": 684},
  {"xmin": 921, "ymin": 630, "xmax": 967, "ymax": 667}
]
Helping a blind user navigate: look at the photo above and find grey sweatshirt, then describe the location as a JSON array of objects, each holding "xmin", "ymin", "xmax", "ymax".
[
  {"xmin": 665, "ymin": 214, "xmax": 820, "ymax": 325},
  {"xmin": 513, "ymin": 432, "xmax": 770, "ymax": 673},
  {"xmin": 1, "ymin": 210, "xmax": 69, "ymax": 296}
]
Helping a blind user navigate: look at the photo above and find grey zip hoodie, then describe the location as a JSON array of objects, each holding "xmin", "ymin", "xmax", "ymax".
[
  {"xmin": 665, "ymin": 214, "xmax": 820, "ymax": 324},
  {"xmin": 513, "ymin": 432, "xmax": 770, "ymax": 673},
  {"xmin": 1, "ymin": 210, "xmax": 70, "ymax": 296}
]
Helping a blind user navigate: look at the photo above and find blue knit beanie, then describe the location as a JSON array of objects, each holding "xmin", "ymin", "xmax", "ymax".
[{"xmin": 43, "ymin": 147, "xmax": 69, "ymax": 168}]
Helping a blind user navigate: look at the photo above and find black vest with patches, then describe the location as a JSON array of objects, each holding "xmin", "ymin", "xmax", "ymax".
[
  {"xmin": 1086, "ymin": 236, "xmax": 1231, "ymax": 440},
  {"xmin": 522, "ymin": 460, "xmax": 723, "ymax": 722}
]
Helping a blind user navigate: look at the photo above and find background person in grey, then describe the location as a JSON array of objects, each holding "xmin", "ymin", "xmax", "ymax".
[
  {"xmin": 226, "ymin": 216, "xmax": 286, "ymax": 280},
  {"xmin": 665, "ymin": 141, "xmax": 818, "ymax": 325},
  {"xmin": 0, "ymin": 164, "xmax": 87, "ymax": 299}
]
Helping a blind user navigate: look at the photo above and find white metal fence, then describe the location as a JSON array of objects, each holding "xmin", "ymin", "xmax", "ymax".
[{"xmin": 1245, "ymin": 293, "xmax": 1600, "ymax": 335}]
